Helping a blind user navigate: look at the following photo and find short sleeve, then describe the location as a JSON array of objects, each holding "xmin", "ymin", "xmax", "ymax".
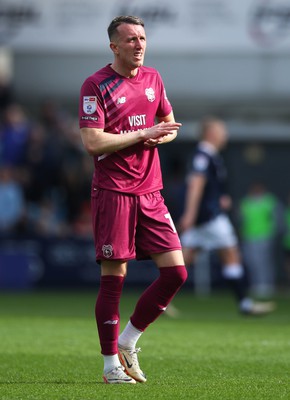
[{"xmin": 79, "ymin": 79, "xmax": 105, "ymax": 129}]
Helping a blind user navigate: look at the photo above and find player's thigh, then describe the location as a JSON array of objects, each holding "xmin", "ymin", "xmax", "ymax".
[
  {"xmin": 100, "ymin": 260, "xmax": 128, "ymax": 277},
  {"xmin": 218, "ymin": 246, "xmax": 241, "ymax": 265},
  {"xmin": 180, "ymin": 227, "xmax": 204, "ymax": 250},
  {"xmin": 182, "ymin": 247, "xmax": 199, "ymax": 266},
  {"xmin": 136, "ymin": 191, "xmax": 181, "ymax": 259},
  {"xmin": 207, "ymin": 214, "xmax": 238, "ymax": 249},
  {"xmin": 91, "ymin": 188, "xmax": 137, "ymax": 261},
  {"xmin": 151, "ymin": 249, "xmax": 185, "ymax": 268}
]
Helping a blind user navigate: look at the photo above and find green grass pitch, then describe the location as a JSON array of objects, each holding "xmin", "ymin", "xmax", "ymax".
[{"xmin": 0, "ymin": 289, "xmax": 289, "ymax": 399}]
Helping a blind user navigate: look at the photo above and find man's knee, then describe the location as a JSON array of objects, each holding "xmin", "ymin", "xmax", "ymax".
[
  {"xmin": 174, "ymin": 265, "xmax": 188, "ymax": 285},
  {"xmin": 160, "ymin": 265, "xmax": 188, "ymax": 287}
]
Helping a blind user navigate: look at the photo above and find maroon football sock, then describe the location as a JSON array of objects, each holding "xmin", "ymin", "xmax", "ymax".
[
  {"xmin": 95, "ymin": 275, "xmax": 125, "ymax": 355},
  {"xmin": 130, "ymin": 265, "xmax": 187, "ymax": 331}
]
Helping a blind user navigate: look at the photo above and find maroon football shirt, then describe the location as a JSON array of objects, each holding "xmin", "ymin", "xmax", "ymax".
[{"xmin": 79, "ymin": 64, "xmax": 172, "ymax": 195}]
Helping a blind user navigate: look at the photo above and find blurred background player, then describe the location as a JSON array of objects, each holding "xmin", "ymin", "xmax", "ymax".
[
  {"xmin": 178, "ymin": 116, "xmax": 275, "ymax": 315},
  {"xmin": 79, "ymin": 16, "xmax": 187, "ymax": 384},
  {"xmin": 282, "ymin": 192, "xmax": 290, "ymax": 286},
  {"xmin": 238, "ymin": 181, "xmax": 283, "ymax": 299}
]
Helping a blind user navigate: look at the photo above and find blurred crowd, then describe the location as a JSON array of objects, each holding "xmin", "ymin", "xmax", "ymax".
[
  {"xmin": 1, "ymin": 85, "xmax": 290, "ymax": 292},
  {"xmin": 0, "ymin": 89, "xmax": 93, "ymax": 240}
]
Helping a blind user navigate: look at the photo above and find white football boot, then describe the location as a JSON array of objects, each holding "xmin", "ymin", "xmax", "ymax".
[
  {"xmin": 240, "ymin": 299, "xmax": 276, "ymax": 315},
  {"xmin": 118, "ymin": 346, "xmax": 147, "ymax": 383},
  {"xmin": 103, "ymin": 365, "xmax": 136, "ymax": 384}
]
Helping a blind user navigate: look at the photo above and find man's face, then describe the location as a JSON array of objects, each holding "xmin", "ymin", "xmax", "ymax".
[
  {"xmin": 215, "ymin": 123, "xmax": 228, "ymax": 150},
  {"xmin": 111, "ymin": 23, "xmax": 146, "ymax": 69}
]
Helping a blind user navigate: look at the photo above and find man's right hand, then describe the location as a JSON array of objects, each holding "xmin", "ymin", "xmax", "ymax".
[{"xmin": 141, "ymin": 121, "xmax": 182, "ymax": 142}]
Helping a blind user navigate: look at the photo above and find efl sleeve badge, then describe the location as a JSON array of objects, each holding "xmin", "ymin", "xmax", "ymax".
[{"xmin": 83, "ymin": 96, "xmax": 97, "ymax": 114}]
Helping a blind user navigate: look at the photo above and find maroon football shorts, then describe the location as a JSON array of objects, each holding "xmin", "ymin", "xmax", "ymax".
[{"xmin": 91, "ymin": 188, "xmax": 181, "ymax": 262}]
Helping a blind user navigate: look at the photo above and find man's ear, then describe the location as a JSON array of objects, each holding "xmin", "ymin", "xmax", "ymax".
[{"xmin": 110, "ymin": 42, "xmax": 118, "ymax": 55}]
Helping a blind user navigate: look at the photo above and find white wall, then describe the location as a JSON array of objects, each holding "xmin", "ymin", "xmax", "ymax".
[{"xmin": 13, "ymin": 51, "xmax": 290, "ymax": 121}]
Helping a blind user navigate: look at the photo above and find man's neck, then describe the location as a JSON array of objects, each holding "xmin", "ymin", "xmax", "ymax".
[{"xmin": 110, "ymin": 63, "xmax": 138, "ymax": 78}]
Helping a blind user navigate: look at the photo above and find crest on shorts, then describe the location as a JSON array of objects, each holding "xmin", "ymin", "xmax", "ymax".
[
  {"xmin": 145, "ymin": 88, "xmax": 155, "ymax": 102},
  {"xmin": 83, "ymin": 96, "xmax": 97, "ymax": 114},
  {"xmin": 102, "ymin": 244, "xmax": 113, "ymax": 258}
]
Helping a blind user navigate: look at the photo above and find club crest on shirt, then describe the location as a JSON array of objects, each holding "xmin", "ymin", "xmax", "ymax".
[
  {"xmin": 102, "ymin": 244, "xmax": 113, "ymax": 258},
  {"xmin": 145, "ymin": 87, "xmax": 155, "ymax": 102},
  {"xmin": 194, "ymin": 155, "xmax": 209, "ymax": 171},
  {"xmin": 83, "ymin": 96, "xmax": 97, "ymax": 114}
]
